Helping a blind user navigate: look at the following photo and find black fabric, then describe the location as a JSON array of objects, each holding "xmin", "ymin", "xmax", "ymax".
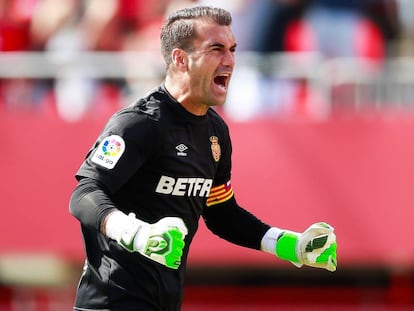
[
  {"xmin": 203, "ymin": 196, "xmax": 270, "ymax": 250},
  {"xmin": 69, "ymin": 177, "xmax": 117, "ymax": 231},
  {"xmin": 70, "ymin": 83, "xmax": 269, "ymax": 310}
]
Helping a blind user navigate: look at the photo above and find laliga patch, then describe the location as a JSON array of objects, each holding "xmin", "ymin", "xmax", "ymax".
[{"xmin": 91, "ymin": 135, "xmax": 125, "ymax": 169}]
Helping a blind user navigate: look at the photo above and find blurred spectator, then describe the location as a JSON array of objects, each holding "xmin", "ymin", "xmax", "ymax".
[
  {"xmin": 251, "ymin": 0, "xmax": 307, "ymax": 53},
  {"xmin": 224, "ymin": 0, "xmax": 319, "ymax": 121},
  {"xmin": 0, "ymin": 0, "xmax": 33, "ymax": 51},
  {"xmin": 224, "ymin": 0, "xmax": 399, "ymax": 121},
  {"xmin": 0, "ymin": 0, "xmax": 402, "ymax": 121},
  {"xmin": 397, "ymin": 0, "xmax": 414, "ymax": 55},
  {"xmin": 297, "ymin": 0, "xmax": 398, "ymax": 113},
  {"xmin": 363, "ymin": 0, "xmax": 400, "ymax": 56},
  {"xmin": 24, "ymin": 0, "xmax": 173, "ymax": 121},
  {"xmin": 119, "ymin": 0, "xmax": 171, "ymax": 100},
  {"xmin": 295, "ymin": 0, "xmax": 399, "ymax": 60},
  {"xmin": 0, "ymin": 0, "xmax": 39, "ymax": 113},
  {"xmin": 29, "ymin": 0, "xmax": 121, "ymax": 121}
]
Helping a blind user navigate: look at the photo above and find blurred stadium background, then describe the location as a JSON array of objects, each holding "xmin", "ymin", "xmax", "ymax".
[{"xmin": 2, "ymin": 0, "xmax": 414, "ymax": 310}]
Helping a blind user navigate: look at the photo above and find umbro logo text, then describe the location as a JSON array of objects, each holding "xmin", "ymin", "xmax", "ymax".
[{"xmin": 176, "ymin": 144, "xmax": 188, "ymax": 156}]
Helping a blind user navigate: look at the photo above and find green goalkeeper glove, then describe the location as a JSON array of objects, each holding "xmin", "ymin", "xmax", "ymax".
[
  {"xmin": 262, "ymin": 222, "xmax": 337, "ymax": 272},
  {"xmin": 105, "ymin": 211, "xmax": 188, "ymax": 269}
]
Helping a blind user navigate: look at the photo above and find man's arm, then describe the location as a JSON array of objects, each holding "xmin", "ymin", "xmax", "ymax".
[
  {"xmin": 69, "ymin": 177, "xmax": 188, "ymax": 269},
  {"xmin": 203, "ymin": 192, "xmax": 337, "ymax": 272},
  {"xmin": 69, "ymin": 177, "xmax": 117, "ymax": 233},
  {"xmin": 203, "ymin": 196, "xmax": 270, "ymax": 250}
]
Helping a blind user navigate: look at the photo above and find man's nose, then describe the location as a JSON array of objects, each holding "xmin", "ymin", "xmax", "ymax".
[{"xmin": 222, "ymin": 50, "xmax": 235, "ymax": 68}]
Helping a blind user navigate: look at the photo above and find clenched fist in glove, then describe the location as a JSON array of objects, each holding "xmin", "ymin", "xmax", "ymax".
[
  {"xmin": 262, "ymin": 222, "xmax": 337, "ymax": 272},
  {"xmin": 105, "ymin": 211, "xmax": 188, "ymax": 269}
]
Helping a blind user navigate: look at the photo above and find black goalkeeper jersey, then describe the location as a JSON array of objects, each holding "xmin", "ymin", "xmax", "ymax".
[{"xmin": 73, "ymin": 84, "xmax": 232, "ymax": 310}]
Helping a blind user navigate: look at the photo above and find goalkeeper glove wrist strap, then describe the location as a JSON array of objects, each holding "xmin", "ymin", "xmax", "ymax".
[{"xmin": 261, "ymin": 227, "xmax": 300, "ymax": 263}]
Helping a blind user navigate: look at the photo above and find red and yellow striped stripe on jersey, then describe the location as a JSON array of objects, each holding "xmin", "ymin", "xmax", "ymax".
[{"xmin": 206, "ymin": 181, "xmax": 234, "ymax": 206}]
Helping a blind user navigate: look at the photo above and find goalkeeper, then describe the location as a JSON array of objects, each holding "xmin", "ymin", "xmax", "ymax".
[{"xmin": 69, "ymin": 6, "xmax": 337, "ymax": 311}]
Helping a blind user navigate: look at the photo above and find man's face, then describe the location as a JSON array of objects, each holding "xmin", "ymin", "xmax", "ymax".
[{"xmin": 186, "ymin": 20, "xmax": 237, "ymax": 107}]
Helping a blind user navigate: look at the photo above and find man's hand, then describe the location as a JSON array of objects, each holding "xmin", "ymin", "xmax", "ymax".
[
  {"xmin": 136, "ymin": 217, "xmax": 188, "ymax": 269},
  {"xmin": 262, "ymin": 222, "xmax": 337, "ymax": 272},
  {"xmin": 106, "ymin": 212, "xmax": 188, "ymax": 269},
  {"xmin": 294, "ymin": 222, "xmax": 337, "ymax": 272}
]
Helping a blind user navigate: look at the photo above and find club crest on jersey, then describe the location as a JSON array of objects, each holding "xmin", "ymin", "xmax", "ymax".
[
  {"xmin": 91, "ymin": 135, "xmax": 125, "ymax": 169},
  {"xmin": 209, "ymin": 136, "xmax": 221, "ymax": 163}
]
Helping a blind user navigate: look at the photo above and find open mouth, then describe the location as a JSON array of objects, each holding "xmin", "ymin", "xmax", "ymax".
[{"xmin": 214, "ymin": 74, "xmax": 229, "ymax": 90}]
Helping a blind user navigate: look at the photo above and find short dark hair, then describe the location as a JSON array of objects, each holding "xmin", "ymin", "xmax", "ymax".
[{"xmin": 160, "ymin": 6, "xmax": 232, "ymax": 67}]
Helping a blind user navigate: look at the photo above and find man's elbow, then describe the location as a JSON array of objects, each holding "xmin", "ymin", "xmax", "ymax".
[{"xmin": 69, "ymin": 182, "xmax": 83, "ymax": 220}]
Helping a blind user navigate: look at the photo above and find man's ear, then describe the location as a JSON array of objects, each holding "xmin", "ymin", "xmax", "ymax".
[{"xmin": 171, "ymin": 48, "xmax": 188, "ymax": 70}]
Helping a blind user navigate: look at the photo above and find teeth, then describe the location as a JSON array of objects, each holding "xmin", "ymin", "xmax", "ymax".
[{"xmin": 214, "ymin": 73, "xmax": 231, "ymax": 91}]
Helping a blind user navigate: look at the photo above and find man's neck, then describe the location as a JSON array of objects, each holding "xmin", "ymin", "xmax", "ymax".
[{"xmin": 164, "ymin": 77, "xmax": 209, "ymax": 116}]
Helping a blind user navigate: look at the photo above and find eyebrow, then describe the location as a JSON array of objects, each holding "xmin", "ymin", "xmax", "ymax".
[{"xmin": 210, "ymin": 42, "xmax": 237, "ymax": 50}]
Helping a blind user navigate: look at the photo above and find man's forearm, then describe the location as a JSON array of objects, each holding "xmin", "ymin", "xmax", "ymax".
[
  {"xmin": 202, "ymin": 197, "xmax": 270, "ymax": 250},
  {"xmin": 69, "ymin": 177, "xmax": 117, "ymax": 233}
]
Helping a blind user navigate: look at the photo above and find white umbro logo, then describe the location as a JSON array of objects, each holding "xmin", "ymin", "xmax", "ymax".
[{"xmin": 176, "ymin": 144, "xmax": 188, "ymax": 156}]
